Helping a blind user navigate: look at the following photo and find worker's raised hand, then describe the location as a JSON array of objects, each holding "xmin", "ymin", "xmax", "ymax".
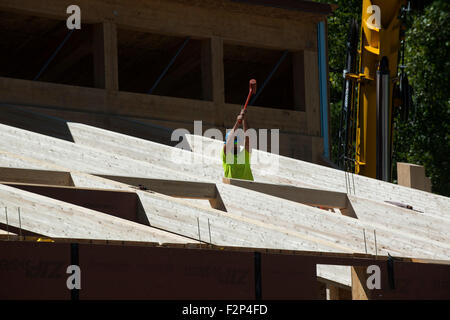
[{"xmin": 237, "ymin": 109, "xmax": 247, "ymax": 122}]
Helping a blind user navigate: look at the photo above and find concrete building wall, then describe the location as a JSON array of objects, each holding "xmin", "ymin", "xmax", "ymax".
[{"xmin": 0, "ymin": 0, "xmax": 333, "ymax": 163}]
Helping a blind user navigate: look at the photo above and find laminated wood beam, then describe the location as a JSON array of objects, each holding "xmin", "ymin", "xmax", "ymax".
[
  {"xmin": 0, "ymin": 167, "xmax": 74, "ymax": 186},
  {"xmin": 351, "ymin": 266, "xmax": 371, "ymax": 300},
  {"xmin": 0, "ymin": 182, "xmax": 198, "ymax": 244},
  {"xmin": 95, "ymin": 174, "xmax": 227, "ymax": 212},
  {"xmin": 0, "ymin": 223, "xmax": 44, "ymax": 238},
  {"xmin": 317, "ymin": 276, "xmax": 350, "ymax": 291},
  {"xmin": 95, "ymin": 175, "xmax": 215, "ymax": 198},
  {"xmin": 223, "ymin": 177, "xmax": 347, "ymax": 209},
  {"xmin": 0, "ymin": 183, "xmax": 196, "ymax": 250},
  {"xmin": 397, "ymin": 162, "xmax": 431, "ymax": 193},
  {"xmin": 0, "ymin": 104, "xmax": 76, "ymax": 142},
  {"xmin": 1, "ymin": 181, "xmax": 140, "ymax": 223}
]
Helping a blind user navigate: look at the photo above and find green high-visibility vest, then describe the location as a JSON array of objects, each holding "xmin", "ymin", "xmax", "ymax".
[{"xmin": 221, "ymin": 148, "xmax": 254, "ymax": 181}]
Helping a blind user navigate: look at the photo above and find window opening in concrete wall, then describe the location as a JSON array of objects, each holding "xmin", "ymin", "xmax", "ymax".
[
  {"xmin": 117, "ymin": 28, "xmax": 203, "ymax": 100},
  {"xmin": 0, "ymin": 11, "xmax": 95, "ymax": 87},
  {"xmin": 223, "ymin": 44, "xmax": 298, "ymax": 110}
]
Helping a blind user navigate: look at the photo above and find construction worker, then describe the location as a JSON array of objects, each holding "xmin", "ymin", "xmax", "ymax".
[{"xmin": 221, "ymin": 109, "xmax": 254, "ymax": 181}]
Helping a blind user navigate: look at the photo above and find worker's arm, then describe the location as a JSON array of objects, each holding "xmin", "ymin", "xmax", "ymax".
[
  {"xmin": 223, "ymin": 110, "xmax": 244, "ymax": 154},
  {"xmin": 242, "ymin": 110, "xmax": 251, "ymax": 153}
]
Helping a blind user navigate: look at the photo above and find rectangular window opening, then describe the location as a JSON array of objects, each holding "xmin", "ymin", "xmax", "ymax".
[
  {"xmin": 0, "ymin": 10, "xmax": 95, "ymax": 88},
  {"xmin": 223, "ymin": 44, "xmax": 297, "ymax": 110},
  {"xmin": 117, "ymin": 28, "xmax": 203, "ymax": 100}
]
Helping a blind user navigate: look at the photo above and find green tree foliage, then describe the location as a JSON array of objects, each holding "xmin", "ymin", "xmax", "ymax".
[
  {"xmin": 394, "ymin": 1, "xmax": 450, "ymax": 195},
  {"xmin": 316, "ymin": 0, "xmax": 449, "ymax": 195}
]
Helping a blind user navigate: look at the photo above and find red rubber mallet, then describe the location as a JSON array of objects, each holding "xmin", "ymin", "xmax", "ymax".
[{"xmin": 239, "ymin": 79, "xmax": 257, "ymax": 123}]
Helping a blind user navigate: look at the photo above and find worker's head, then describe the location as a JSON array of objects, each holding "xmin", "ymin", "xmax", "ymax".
[{"xmin": 225, "ymin": 131, "xmax": 240, "ymax": 155}]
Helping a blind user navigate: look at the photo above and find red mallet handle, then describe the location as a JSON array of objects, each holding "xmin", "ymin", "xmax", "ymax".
[{"xmin": 239, "ymin": 79, "xmax": 257, "ymax": 123}]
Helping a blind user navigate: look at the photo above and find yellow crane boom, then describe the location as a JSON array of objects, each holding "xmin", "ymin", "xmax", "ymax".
[{"xmin": 354, "ymin": 0, "xmax": 407, "ymax": 180}]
